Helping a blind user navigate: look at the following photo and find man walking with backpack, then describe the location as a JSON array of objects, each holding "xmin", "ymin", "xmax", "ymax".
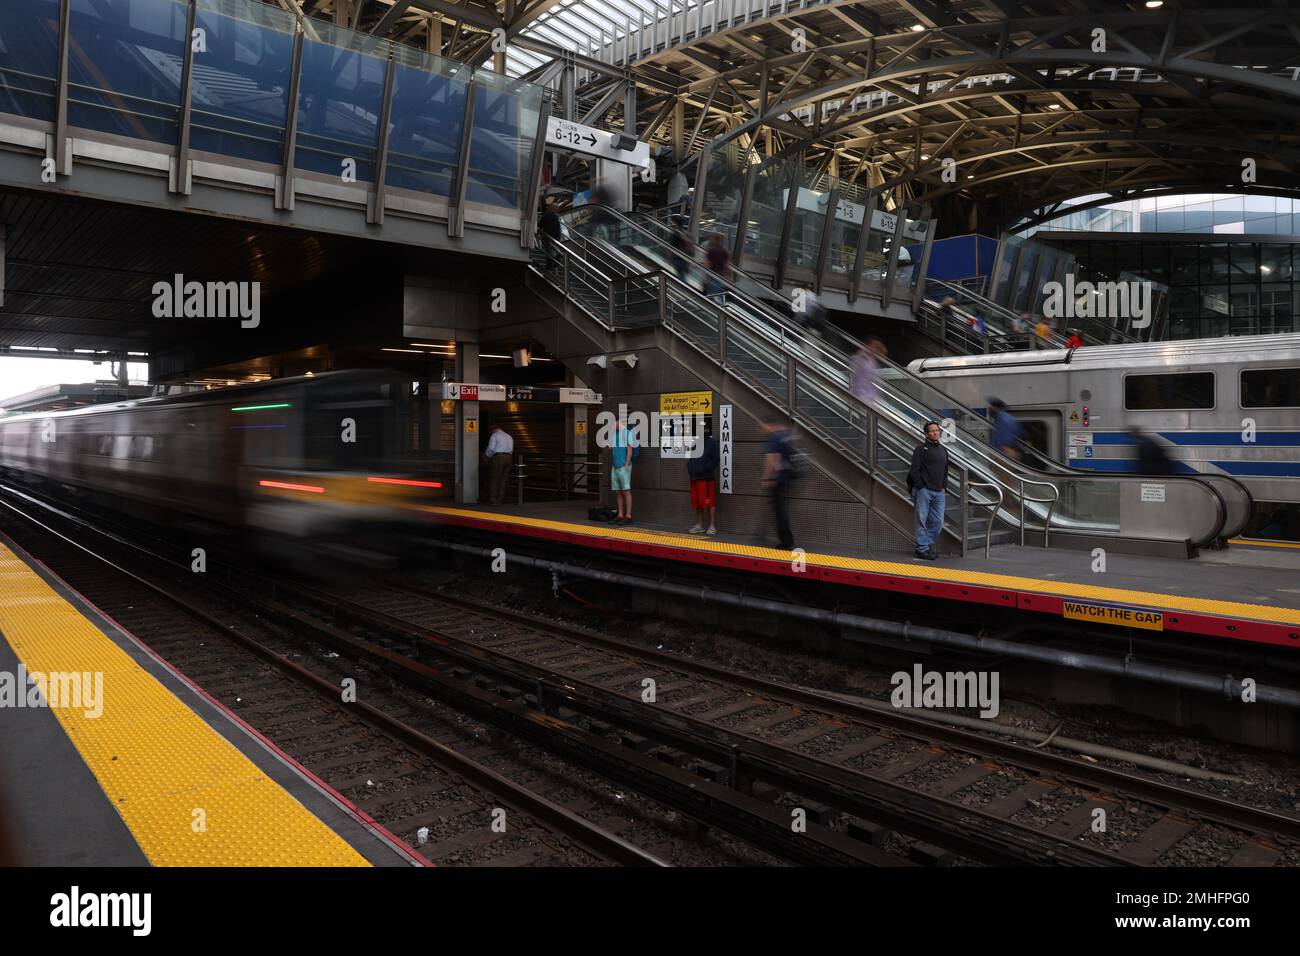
[
  {"xmin": 760, "ymin": 415, "xmax": 800, "ymax": 550},
  {"xmin": 907, "ymin": 421, "xmax": 948, "ymax": 560}
]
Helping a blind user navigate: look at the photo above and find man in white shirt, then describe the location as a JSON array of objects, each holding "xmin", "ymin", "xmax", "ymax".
[{"xmin": 483, "ymin": 426, "xmax": 514, "ymax": 504}]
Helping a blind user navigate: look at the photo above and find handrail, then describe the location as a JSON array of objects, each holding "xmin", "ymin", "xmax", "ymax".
[{"xmin": 967, "ymin": 480, "xmax": 1004, "ymax": 560}]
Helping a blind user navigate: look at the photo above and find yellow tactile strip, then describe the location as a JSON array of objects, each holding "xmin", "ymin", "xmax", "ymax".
[
  {"xmin": 425, "ymin": 506, "xmax": 1300, "ymax": 627},
  {"xmin": 0, "ymin": 543, "xmax": 369, "ymax": 867}
]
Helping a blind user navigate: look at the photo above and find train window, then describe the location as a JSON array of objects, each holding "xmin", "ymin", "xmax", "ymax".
[
  {"xmin": 1123, "ymin": 372, "xmax": 1215, "ymax": 410},
  {"xmin": 130, "ymin": 436, "xmax": 155, "ymax": 460},
  {"xmin": 1241, "ymin": 368, "xmax": 1300, "ymax": 408}
]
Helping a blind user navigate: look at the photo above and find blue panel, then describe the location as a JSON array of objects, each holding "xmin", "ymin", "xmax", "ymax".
[
  {"xmin": 0, "ymin": 0, "xmax": 62, "ymax": 122},
  {"xmin": 68, "ymin": 0, "xmax": 189, "ymax": 145},
  {"xmin": 385, "ymin": 60, "xmax": 467, "ymax": 198},
  {"xmin": 925, "ymin": 235, "xmax": 980, "ymax": 280},
  {"xmin": 1211, "ymin": 461, "xmax": 1300, "ymax": 477},
  {"xmin": 1069, "ymin": 457, "xmax": 1199, "ymax": 474},
  {"xmin": 189, "ymin": 5, "xmax": 296, "ymax": 165},
  {"xmin": 294, "ymin": 30, "xmax": 386, "ymax": 181},
  {"xmin": 465, "ymin": 82, "xmax": 523, "ymax": 209}
]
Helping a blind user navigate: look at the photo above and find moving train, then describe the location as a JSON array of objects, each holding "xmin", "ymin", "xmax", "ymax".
[
  {"xmin": 907, "ymin": 334, "xmax": 1300, "ymax": 540},
  {"xmin": 0, "ymin": 370, "xmax": 447, "ymax": 552}
]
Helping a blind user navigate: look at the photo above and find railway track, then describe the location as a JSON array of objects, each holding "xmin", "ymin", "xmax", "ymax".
[{"xmin": 4, "ymin": 482, "xmax": 1296, "ymax": 866}]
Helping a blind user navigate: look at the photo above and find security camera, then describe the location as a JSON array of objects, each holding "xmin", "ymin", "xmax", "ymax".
[
  {"xmin": 610, "ymin": 353, "xmax": 638, "ymax": 369},
  {"xmin": 586, "ymin": 354, "xmax": 607, "ymax": 368}
]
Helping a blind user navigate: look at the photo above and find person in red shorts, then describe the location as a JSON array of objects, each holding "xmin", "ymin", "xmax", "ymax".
[{"xmin": 687, "ymin": 417, "xmax": 720, "ymax": 535}]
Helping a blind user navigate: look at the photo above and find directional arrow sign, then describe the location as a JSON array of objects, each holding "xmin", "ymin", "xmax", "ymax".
[{"xmin": 545, "ymin": 117, "xmax": 650, "ymax": 169}]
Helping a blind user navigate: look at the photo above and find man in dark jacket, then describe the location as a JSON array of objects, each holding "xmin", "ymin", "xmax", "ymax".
[
  {"xmin": 907, "ymin": 421, "xmax": 949, "ymax": 560},
  {"xmin": 687, "ymin": 418, "xmax": 720, "ymax": 535}
]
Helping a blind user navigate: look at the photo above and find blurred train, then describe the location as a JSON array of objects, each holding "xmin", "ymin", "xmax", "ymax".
[
  {"xmin": 908, "ymin": 333, "xmax": 1300, "ymax": 540},
  {"xmin": 0, "ymin": 370, "xmax": 449, "ymax": 555}
]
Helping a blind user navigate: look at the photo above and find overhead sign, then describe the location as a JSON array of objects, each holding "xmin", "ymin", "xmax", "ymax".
[
  {"xmin": 442, "ymin": 383, "xmax": 602, "ymax": 404},
  {"xmin": 785, "ymin": 188, "xmax": 929, "ymax": 241},
  {"xmin": 1063, "ymin": 601, "xmax": 1164, "ymax": 631},
  {"xmin": 546, "ymin": 117, "xmax": 650, "ymax": 169},
  {"xmin": 659, "ymin": 390, "xmax": 713, "ymax": 416}
]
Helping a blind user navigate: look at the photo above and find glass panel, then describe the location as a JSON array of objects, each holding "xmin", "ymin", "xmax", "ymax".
[
  {"xmin": 385, "ymin": 46, "xmax": 469, "ymax": 198},
  {"xmin": 0, "ymin": 0, "xmax": 63, "ymax": 122},
  {"xmin": 739, "ymin": 155, "xmax": 795, "ymax": 277},
  {"xmin": 698, "ymin": 141, "xmax": 747, "ymax": 251},
  {"xmin": 294, "ymin": 22, "xmax": 389, "ymax": 181},
  {"xmin": 464, "ymin": 68, "xmax": 542, "ymax": 212},
  {"xmin": 784, "ymin": 166, "xmax": 824, "ymax": 286},
  {"xmin": 68, "ymin": 0, "xmax": 190, "ymax": 144},
  {"xmin": 191, "ymin": 0, "xmax": 297, "ymax": 164}
]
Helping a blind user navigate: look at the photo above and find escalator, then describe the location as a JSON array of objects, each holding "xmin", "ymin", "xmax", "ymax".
[{"xmin": 526, "ymin": 204, "xmax": 1251, "ymax": 558}]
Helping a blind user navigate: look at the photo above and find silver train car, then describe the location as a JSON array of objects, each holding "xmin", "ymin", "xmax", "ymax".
[
  {"xmin": 907, "ymin": 334, "xmax": 1300, "ymax": 540},
  {"xmin": 0, "ymin": 369, "xmax": 446, "ymax": 546}
]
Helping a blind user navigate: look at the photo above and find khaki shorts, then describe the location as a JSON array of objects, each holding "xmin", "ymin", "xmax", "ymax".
[{"xmin": 611, "ymin": 465, "xmax": 632, "ymax": 491}]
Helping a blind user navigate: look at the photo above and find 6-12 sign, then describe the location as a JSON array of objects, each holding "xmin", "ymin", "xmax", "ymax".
[{"xmin": 545, "ymin": 117, "xmax": 650, "ymax": 168}]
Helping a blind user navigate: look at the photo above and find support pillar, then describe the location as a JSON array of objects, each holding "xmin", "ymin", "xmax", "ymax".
[{"xmin": 455, "ymin": 342, "xmax": 480, "ymax": 503}]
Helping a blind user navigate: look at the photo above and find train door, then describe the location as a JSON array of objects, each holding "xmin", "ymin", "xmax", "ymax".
[{"xmin": 1013, "ymin": 410, "xmax": 1063, "ymax": 468}]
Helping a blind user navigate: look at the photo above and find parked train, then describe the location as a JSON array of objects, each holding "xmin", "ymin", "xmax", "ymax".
[
  {"xmin": 907, "ymin": 334, "xmax": 1300, "ymax": 541},
  {"xmin": 0, "ymin": 370, "xmax": 448, "ymax": 551}
]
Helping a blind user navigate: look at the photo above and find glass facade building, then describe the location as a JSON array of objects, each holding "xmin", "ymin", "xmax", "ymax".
[{"xmin": 1013, "ymin": 193, "xmax": 1300, "ymax": 338}]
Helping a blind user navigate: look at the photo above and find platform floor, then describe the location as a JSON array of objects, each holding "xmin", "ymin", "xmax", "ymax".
[
  {"xmin": 0, "ymin": 536, "xmax": 421, "ymax": 867},
  {"xmin": 420, "ymin": 501, "xmax": 1300, "ymax": 650}
]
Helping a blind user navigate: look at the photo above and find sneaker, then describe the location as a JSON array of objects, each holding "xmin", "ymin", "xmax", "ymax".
[
  {"xmin": 914, "ymin": 548, "xmax": 929, "ymax": 559},
  {"xmin": 621, "ymin": 516, "xmax": 634, "ymax": 525},
  {"xmin": 706, "ymin": 526, "xmax": 718, "ymax": 536},
  {"xmin": 688, "ymin": 524, "xmax": 705, "ymax": 534},
  {"xmin": 923, "ymin": 548, "xmax": 939, "ymax": 561}
]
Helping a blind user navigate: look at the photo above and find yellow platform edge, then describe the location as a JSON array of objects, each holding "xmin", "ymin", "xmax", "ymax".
[
  {"xmin": 0, "ymin": 542, "xmax": 371, "ymax": 867},
  {"xmin": 425, "ymin": 506, "xmax": 1300, "ymax": 627}
]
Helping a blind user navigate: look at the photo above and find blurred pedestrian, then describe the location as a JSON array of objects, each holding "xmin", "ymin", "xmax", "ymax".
[
  {"xmin": 589, "ymin": 179, "xmax": 615, "ymax": 241},
  {"xmin": 705, "ymin": 233, "xmax": 732, "ymax": 303},
  {"xmin": 760, "ymin": 415, "xmax": 798, "ymax": 550},
  {"xmin": 539, "ymin": 198, "xmax": 563, "ymax": 241},
  {"xmin": 907, "ymin": 421, "xmax": 948, "ymax": 560},
  {"xmin": 1128, "ymin": 426, "xmax": 1176, "ymax": 476},
  {"xmin": 687, "ymin": 418, "xmax": 720, "ymax": 536},
  {"xmin": 1065, "ymin": 328, "xmax": 1084, "ymax": 349},
  {"xmin": 851, "ymin": 336, "xmax": 887, "ymax": 406},
  {"xmin": 483, "ymin": 425, "xmax": 514, "ymax": 504},
  {"xmin": 1034, "ymin": 316, "xmax": 1051, "ymax": 348},
  {"xmin": 987, "ymin": 397, "xmax": 1022, "ymax": 461},
  {"xmin": 669, "ymin": 215, "xmax": 694, "ymax": 285}
]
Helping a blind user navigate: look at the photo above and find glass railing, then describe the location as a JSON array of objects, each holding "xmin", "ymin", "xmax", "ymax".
[{"xmin": 0, "ymin": 0, "xmax": 545, "ymax": 221}]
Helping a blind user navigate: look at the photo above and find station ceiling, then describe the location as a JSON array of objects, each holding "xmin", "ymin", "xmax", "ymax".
[{"xmin": 342, "ymin": 0, "xmax": 1300, "ymax": 231}]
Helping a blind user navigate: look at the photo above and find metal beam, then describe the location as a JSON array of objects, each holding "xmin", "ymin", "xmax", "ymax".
[
  {"xmin": 368, "ymin": 46, "xmax": 398, "ymax": 225},
  {"xmin": 172, "ymin": 0, "xmax": 198, "ymax": 196},
  {"xmin": 53, "ymin": 0, "xmax": 71, "ymax": 177},
  {"xmin": 773, "ymin": 161, "xmax": 801, "ymax": 290},
  {"xmin": 520, "ymin": 96, "xmax": 551, "ymax": 247},
  {"xmin": 448, "ymin": 78, "xmax": 478, "ymax": 238},
  {"xmin": 813, "ymin": 184, "xmax": 839, "ymax": 295},
  {"xmin": 275, "ymin": 24, "xmax": 306, "ymax": 211}
]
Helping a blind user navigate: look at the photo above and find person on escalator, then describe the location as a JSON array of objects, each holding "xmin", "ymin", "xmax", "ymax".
[
  {"xmin": 907, "ymin": 421, "xmax": 949, "ymax": 561},
  {"xmin": 851, "ymin": 337, "xmax": 887, "ymax": 407},
  {"xmin": 539, "ymin": 199, "xmax": 563, "ymax": 241},
  {"xmin": 705, "ymin": 234, "xmax": 732, "ymax": 303},
  {"xmin": 589, "ymin": 180, "xmax": 615, "ymax": 241},
  {"xmin": 797, "ymin": 287, "xmax": 828, "ymax": 339},
  {"xmin": 987, "ymin": 397, "xmax": 1022, "ymax": 461},
  {"xmin": 670, "ymin": 217, "xmax": 694, "ymax": 286}
]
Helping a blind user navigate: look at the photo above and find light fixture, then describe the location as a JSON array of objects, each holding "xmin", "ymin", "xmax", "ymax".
[
  {"xmin": 910, "ymin": 23, "xmax": 924, "ymax": 32},
  {"xmin": 1145, "ymin": 1, "xmax": 1163, "ymax": 8},
  {"xmin": 1048, "ymin": 103, "xmax": 1062, "ymax": 110},
  {"xmin": 920, "ymin": 153, "xmax": 930, "ymax": 160}
]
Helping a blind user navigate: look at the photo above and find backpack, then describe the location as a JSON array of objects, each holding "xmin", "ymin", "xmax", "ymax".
[{"xmin": 588, "ymin": 506, "xmax": 619, "ymax": 522}]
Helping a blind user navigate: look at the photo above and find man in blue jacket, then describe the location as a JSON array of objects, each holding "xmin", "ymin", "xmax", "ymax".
[{"xmin": 687, "ymin": 417, "xmax": 720, "ymax": 535}]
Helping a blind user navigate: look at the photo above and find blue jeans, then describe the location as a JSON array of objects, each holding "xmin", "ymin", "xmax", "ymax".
[{"xmin": 914, "ymin": 487, "xmax": 945, "ymax": 551}]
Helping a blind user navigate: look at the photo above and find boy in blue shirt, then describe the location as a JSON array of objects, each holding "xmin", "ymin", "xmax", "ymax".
[{"xmin": 611, "ymin": 425, "xmax": 636, "ymax": 524}]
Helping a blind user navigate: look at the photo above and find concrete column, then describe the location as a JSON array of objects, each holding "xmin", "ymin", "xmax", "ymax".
[
  {"xmin": 567, "ymin": 371, "xmax": 590, "ymax": 493},
  {"xmin": 455, "ymin": 342, "xmax": 479, "ymax": 503}
]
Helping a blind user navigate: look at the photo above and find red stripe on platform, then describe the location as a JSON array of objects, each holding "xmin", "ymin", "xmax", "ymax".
[{"xmin": 428, "ymin": 511, "xmax": 1300, "ymax": 650}]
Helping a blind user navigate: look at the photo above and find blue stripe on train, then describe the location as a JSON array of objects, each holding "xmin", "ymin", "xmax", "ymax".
[
  {"xmin": 1070, "ymin": 458, "xmax": 1300, "ymax": 477},
  {"xmin": 1086, "ymin": 431, "xmax": 1300, "ymax": 447}
]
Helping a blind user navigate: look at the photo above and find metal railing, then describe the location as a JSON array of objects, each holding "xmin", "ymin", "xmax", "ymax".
[{"xmin": 511, "ymin": 455, "xmax": 603, "ymax": 504}]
